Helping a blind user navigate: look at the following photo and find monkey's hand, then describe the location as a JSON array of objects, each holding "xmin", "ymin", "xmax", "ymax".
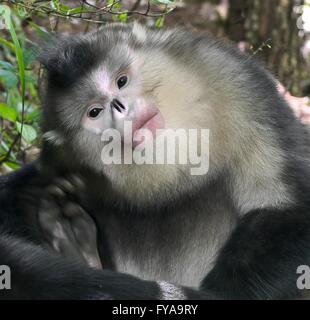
[{"xmin": 38, "ymin": 175, "xmax": 102, "ymax": 270}]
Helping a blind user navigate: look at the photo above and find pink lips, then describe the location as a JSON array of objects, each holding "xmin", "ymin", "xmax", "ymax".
[
  {"xmin": 131, "ymin": 108, "xmax": 165, "ymax": 148},
  {"xmin": 136, "ymin": 112, "xmax": 164, "ymax": 132}
]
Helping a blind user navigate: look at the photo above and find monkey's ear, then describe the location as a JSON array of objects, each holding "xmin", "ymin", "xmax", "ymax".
[
  {"xmin": 38, "ymin": 35, "xmax": 72, "ymax": 87},
  {"xmin": 38, "ymin": 35, "xmax": 98, "ymax": 88},
  {"xmin": 37, "ymin": 34, "xmax": 64, "ymax": 70}
]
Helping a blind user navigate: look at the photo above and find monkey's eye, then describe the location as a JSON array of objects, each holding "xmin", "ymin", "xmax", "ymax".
[
  {"xmin": 116, "ymin": 75, "xmax": 128, "ymax": 89},
  {"xmin": 87, "ymin": 105, "xmax": 104, "ymax": 119}
]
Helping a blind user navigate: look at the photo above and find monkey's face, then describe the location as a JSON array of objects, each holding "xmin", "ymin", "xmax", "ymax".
[
  {"xmin": 42, "ymin": 24, "xmax": 211, "ymax": 204},
  {"xmin": 81, "ymin": 58, "xmax": 165, "ymax": 149}
]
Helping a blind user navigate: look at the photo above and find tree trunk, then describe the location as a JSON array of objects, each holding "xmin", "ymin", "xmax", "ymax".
[{"xmin": 226, "ymin": 0, "xmax": 308, "ymax": 96}]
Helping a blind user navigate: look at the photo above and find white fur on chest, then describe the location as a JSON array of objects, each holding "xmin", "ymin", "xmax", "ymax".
[{"xmin": 104, "ymin": 205, "xmax": 236, "ymax": 287}]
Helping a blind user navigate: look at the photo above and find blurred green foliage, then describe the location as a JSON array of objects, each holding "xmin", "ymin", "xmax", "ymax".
[{"xmin": 0, "ymin": 5, "xmax": 41, "ymax": 173}]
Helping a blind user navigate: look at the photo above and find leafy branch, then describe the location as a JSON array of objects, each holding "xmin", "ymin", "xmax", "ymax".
[{"xmin": 2, "ymin": 0, "xmax": 176, "ymax": 24}]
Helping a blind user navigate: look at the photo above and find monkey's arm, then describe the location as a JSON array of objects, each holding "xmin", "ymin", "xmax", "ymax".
[
  {"xmin": 0, "ymin": 230, "xmax": 165, "ymax": 299},
  {"xmin": 0, "ymin": 230, "xmax": 176, "ymax": 299},
  {"xmin": 0, "ymin": 166, "xmax": 205, "ymax": 299},
  {"xmin": 38, "ymin": 176, "xmax": 102, "ymax": 269},
  {"xmin": 0, "ymin": 230, "xmax": 205, "ymax": 299},
  {"xmin": 201, "ymin": 207, "xmax": 310, "ymax": 299}
]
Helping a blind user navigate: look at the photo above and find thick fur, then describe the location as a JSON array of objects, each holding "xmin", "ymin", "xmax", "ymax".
[{"xmin": 1, "ymin": 23, "xmax": 310, "ymax": 299}]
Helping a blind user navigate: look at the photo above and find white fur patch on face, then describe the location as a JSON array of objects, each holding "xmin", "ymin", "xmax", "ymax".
[
  {"xmin": 91, "ymin": 66, "xmax": 113, "ymax": 98},
  {"xmin": 157, "ymin": 281, "xmax": 186, "ymax": 300}
]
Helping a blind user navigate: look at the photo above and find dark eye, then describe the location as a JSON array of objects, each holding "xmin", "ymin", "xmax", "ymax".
[
  {"xmin": 87, "ymin": 105, "xmax": 104, "ymax": 119},
  {"xmin": 117, "ymin": 75, "xmax": 128, "ymax": 89}
]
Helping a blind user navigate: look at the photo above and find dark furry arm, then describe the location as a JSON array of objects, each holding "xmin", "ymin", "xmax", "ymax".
[
  {"xmin": 0, "ymin": 165, "xmax": 205, "ymax": 299},
  {"xmin": 201, "ymin": 207, "xmax": 310, "ymax": 299}
]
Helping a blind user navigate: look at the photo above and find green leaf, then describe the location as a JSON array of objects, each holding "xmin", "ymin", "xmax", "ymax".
[
  {"xmin": 51, "ymin": 0, "xmax": 60, "ymax": 10},
  {"xmin": 6, "ymin": 88, "xmax": 20, "ymax": 109},
  {"xmin": 118, "ymin": 12, "xmax": 128, "ymax": 22},
  {"xmin": 0, "ymin": 103, "xmax": 18, "ymax": 121},
  {"xmin": 0, "ymin": 5, "xmax": 26, "ymax": 113},
  {"xmin": 16, "ymin": 122, "xmax": 37, "ymax": 143},
  {"xmin": 16, "ymin": 4, "xmax": 29, "ymax": 18},
  {"xmin": 4, "ymin": 161, "xmax": 20, "ymax": 170},
  {"xmin": 155, "ymin": 16, "xmax": 165, "ymax": 28},
  {"xmin": 28, "ymin": 21, "xmax": 50, "ymax": 41},
  {"xmin": 0, "ymin": 69, "xmax": 18, "ymax": 88},
  {"xmin": 110, "ymin": 2, "xmax": 122, "ymax": 12},
  {"xmin": 0, "ymin": 60, "xmax": 15, "ymax": 71},
  {"xmin": 0, "ymin": 140, "xmax": 10, "ymax": 153},
  {"xmin": 24, "ymin": 47, "xmax": 38, "ymax": 67},
  {"xmin": 25, "ymin": 109, "xmax": 41, "ymax": 122},
  {"xmin": 59, "ymin": 4, "xmax": 70, "ymax": 14},
  {"xmin": 0, "ymin": 36, "xmax": 15, "ymax": 51},
  {"xmin": 67, "ymin": 6, "xmax": 83, "ymax": 15},
  {"xmin": 25, "ymin": 72, "xmax": 36, "ymax": 83}
]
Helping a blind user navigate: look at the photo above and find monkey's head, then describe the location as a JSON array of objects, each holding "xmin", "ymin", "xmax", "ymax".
[
  {"xmin": 40, "ymin": 23, "xmax": 212, "ymax": 205},
  {"xmin": 40, "ymin": 23, "xmax": 287, "ymax": 208}
]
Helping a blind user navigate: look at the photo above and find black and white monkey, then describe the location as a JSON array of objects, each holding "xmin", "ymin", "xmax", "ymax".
[{"xmin": 1, "ymin": 22, "xmax": 310, "ymax": 299}]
